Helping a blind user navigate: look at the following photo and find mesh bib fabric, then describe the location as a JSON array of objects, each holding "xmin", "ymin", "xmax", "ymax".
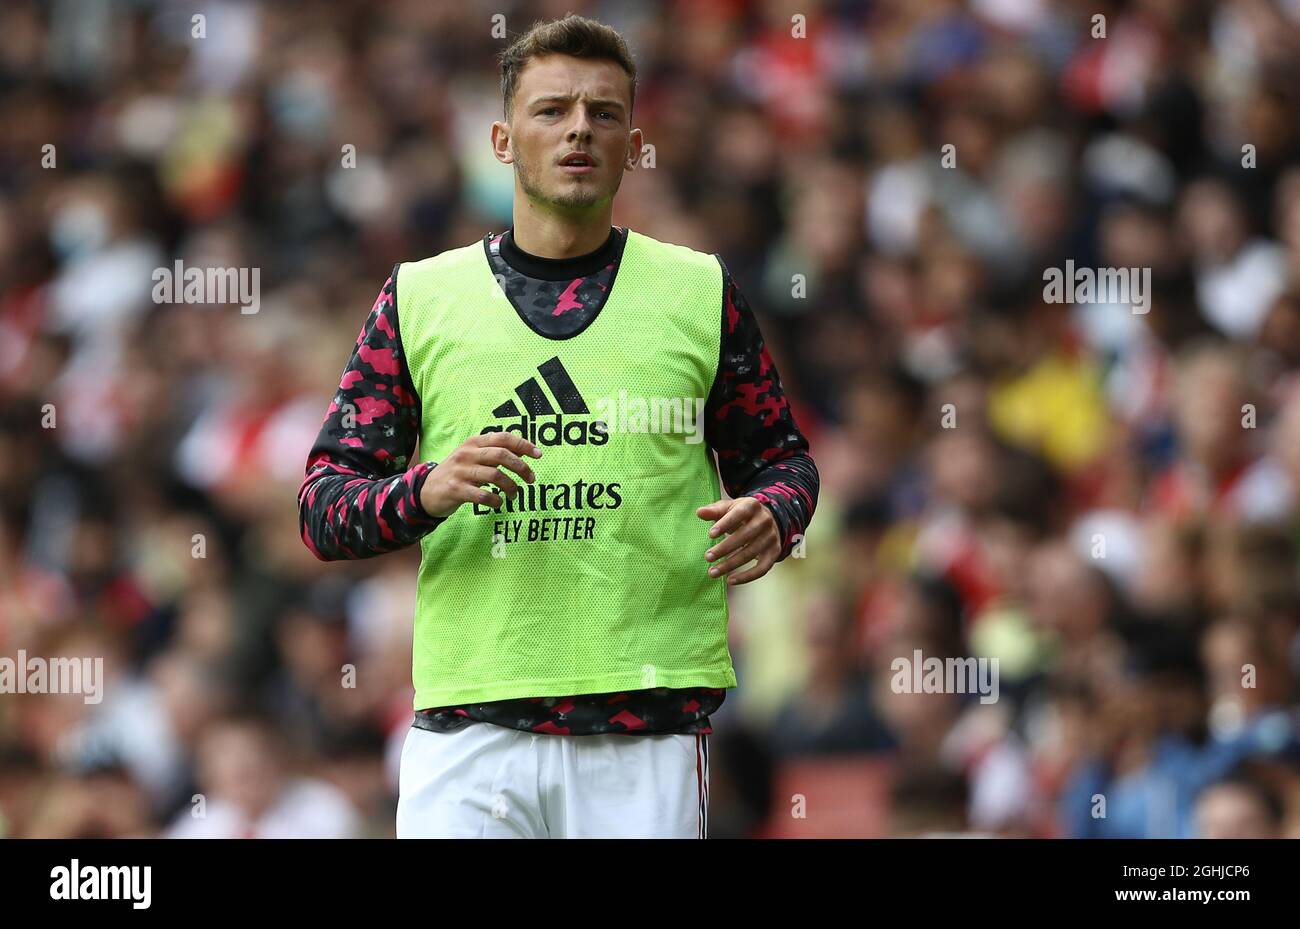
[{"xmin": 397, "ymin": 230, "xmax": 736, "ymax": 707}]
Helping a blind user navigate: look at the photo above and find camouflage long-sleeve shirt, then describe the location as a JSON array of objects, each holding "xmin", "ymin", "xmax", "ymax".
[{"xmin": 298, "ymin": 226, "xmax": 818, "ymax": 736}]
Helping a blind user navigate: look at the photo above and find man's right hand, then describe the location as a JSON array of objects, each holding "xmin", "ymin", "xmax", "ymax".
[{"xmin": 418, "ymin": 433, "xmax": 543, "ymax": 518}]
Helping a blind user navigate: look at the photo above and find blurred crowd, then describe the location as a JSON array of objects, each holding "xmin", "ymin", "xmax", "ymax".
[{"xmin": 4, "ymin": 0, "xmax": 1300, "ymax": 838}]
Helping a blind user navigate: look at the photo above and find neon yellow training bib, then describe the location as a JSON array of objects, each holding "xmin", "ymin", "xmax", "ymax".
[{"xmin": 397, "ymin": 229, "xmax": 737, "ymax": 707}]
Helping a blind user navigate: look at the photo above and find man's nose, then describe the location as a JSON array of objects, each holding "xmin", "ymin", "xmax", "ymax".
[{"xmin": 566, "ymin": 111, "xmax": 593, "ymax": 142}]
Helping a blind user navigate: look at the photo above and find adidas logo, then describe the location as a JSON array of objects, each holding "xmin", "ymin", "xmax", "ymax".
[{"xmin": 481, "ymin": 356, "xmax": 610, "ymax": 447}]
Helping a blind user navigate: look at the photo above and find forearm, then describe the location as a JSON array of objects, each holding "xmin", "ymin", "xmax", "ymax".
[
  {"xmin": 735, "ymin": 451, "xmax": 819, "ymax": 560},
  {"xmin": 707, "ymin": 258, "xmax": 820, "ymax": 561},
  {"xmin": 298, "ymin": 458, "xmax": 441, "ymax": 561},
  {"xmin": 297, "ymin": 267, "xmax": 442, "ymax": 561}
]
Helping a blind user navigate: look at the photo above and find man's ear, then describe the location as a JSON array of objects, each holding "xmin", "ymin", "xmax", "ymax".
[
  {"xmin": 491, "ymin": 120, "xmax": 514, "ymax": 165},
  {"xmin": 625, "ymin": 127, "xmax": 644, "ymax": 170}
]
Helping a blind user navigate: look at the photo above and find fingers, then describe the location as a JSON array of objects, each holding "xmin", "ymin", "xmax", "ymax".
[
  {"xmin": 702, "ymin": 498, "xmax": 779, "ymax": 580},
  {"xmin": 706, "ymin": 497, "xmax": 770, "ymax": 541},
  {"xmin": 440, "ymin": 434, "xmax": 543, "ymax": 513},
  {"xmin": 459, "ymin": 482, "xmax": 503, "ymax": 510},
  {"xmin": 467, "ymin": 464, "xmax": 520, "ymax": 500},
  {"xmin": 704, "ymin": 515, "xmax": 766, "ymax": 565},
  {"xmin": 702, "ymin": 497, "xmax": 757, "ymax": 539},
  {"xmin": 696, "ymin": 499, "xmax": 731, "ymax": 522},
  {"xmin": 709, "ymin": 532, "xmax": 777, "ymax": 578},
  {"xmin": 723, "ymin": 555, "xmax": 776, "ymax": 586},
  {"xmin": 709, "ymin": 542, "xmax": 757, "ymax": 578},
  {"xmin": 474, "ymin": 445, "xmax": 536, "ymax": 484},
  {"xmin": 472, "ymin": 431, "xmax": 544, "ymax": 460}
]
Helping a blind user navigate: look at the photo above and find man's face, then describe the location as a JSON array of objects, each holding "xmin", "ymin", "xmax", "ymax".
[{"xmin": 495, "ymin": 54, "xmax": 639, "ymax": 214}]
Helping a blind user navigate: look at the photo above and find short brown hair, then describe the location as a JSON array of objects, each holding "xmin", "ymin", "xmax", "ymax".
[{"xmin": 499, "ymin": 14, "xmax": 637, "ymax": 118}]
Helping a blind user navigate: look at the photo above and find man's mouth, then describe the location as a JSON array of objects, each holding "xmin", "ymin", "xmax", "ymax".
[{"xmin": 559, "ymin": 152, "xmax": 596, "ymax": 174}]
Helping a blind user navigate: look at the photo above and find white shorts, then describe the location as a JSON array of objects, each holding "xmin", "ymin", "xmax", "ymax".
[{"xmin": 396, "ymin": 723, "xmax": 709, "ymax": 838}]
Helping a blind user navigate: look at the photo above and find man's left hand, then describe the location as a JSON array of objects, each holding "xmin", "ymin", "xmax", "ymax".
[{"xmin": 696, "ymin": 497, "xmax": 781, "ymax": 586}]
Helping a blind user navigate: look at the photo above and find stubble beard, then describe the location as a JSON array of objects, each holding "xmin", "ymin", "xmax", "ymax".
[{"xmin": 513, "ymin": 144, "xmax": 622, "ymax": 213}]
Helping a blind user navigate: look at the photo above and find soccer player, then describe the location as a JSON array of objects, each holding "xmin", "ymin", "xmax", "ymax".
[{"xmin": 298, "ymin": 14, "xmax": 818, "ymax": 838}]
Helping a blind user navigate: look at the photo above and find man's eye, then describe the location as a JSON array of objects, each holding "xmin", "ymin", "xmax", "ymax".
[
  {"xmin": 540, "ymin": 107, "xmax": 560, "ymax": 116},
  {"xmin": 597, "ymin": 111, "xmax": 615, "ymax": 120}
]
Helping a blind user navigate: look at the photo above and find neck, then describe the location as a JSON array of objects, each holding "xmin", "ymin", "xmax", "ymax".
[{"xmin": 511, "ymin": 195, "xmax": 613, "ymax": 258}]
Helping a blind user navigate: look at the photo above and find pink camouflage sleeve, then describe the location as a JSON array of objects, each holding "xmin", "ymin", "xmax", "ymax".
[
  {"xmin": 705, "ymin": 258, "xmax": 819, "ymax": 561},
  {"xmin": 298, "ymin": 268, "xmax": 443, "ymax": 560}
]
